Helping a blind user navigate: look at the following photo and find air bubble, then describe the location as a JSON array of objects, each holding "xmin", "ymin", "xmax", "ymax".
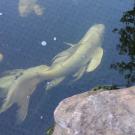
[
  {"xmin": 53, "ymin": 37, "xmax": 57, "ymax": 41},
  {"xmin": 41, "ymin": 41, "xmax": 47, "ymax": 46},
  {"xmin": 40, "ymin": 115, "xmax": 43, "ymax": 119}
]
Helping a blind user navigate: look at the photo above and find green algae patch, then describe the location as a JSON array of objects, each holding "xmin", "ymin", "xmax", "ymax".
[{"xmin": 46, "ymin": 126, "xmax": 54, "ymax": 135}]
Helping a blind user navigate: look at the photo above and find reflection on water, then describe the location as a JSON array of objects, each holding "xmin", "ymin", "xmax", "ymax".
[
  {"xmin": 18, "ymin": 0, "xmax": 44, "ymax": 17},
  {"xmin": 111, "ymin": 2, "xmax": 135, "ymax": 86}
]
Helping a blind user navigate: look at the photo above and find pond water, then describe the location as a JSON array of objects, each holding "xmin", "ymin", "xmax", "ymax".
[{"xmin": 0, "ymin": 0, "xmax": 134, "ymax": 135}]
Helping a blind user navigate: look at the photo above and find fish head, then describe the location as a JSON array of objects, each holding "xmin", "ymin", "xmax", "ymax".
[
  {"xmin": 89, "ymin": 24, "xmax": 105, "ymax": 49},
  {"xmin": 79, "ymin": 24, "xmax": 105, "ymax": 47},
  {"xmin": 91, "ymin": 24, "xmax": 105, "ymax": 36}
]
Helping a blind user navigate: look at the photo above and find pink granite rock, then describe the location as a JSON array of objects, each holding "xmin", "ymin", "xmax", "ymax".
[{"xmin": 53, "ymin": 86, "xmax": 135, "ymax": 135}]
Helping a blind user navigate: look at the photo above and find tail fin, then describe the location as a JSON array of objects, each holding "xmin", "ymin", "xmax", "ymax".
[
  {"xmin": 0, "ymin": 65, "xmax": 49, "ymax": 122},
  {"xmin": 0, "ymin": 69, "xmax": 24, "ymax": 114},
  {"xmin": 16, "ymin": 95, "xmax": 30, "ymax": 123}
]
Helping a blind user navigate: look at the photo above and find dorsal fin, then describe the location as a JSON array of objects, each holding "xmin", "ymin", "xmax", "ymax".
[
  {"xmin": 64, "ymin": 42, "xmax": 74, "ymax": 47},
  {"xmin": 52, "ymin": 42, "xmax": 79, "ymax": 65},
  {"xmin": 1, "ymin": 69, "xmax": 24, "ymax": 76}
]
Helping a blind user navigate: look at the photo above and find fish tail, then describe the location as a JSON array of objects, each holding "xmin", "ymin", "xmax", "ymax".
[
  {"xmin": 0, "ymin": 69, "xmax": 24, "ymax": 99},
  {"xmin": 0, "ymin": 69, "xmax": 24, "ymax": 113},
  {"xmin": 0, "ymin": 99, "xmax": 13, "ymax": 114},
  {"xmin": 16, "ymin": 96, "xmax": 30, "ymax": 123},
  {"xmin": 0, "ymin": 65, "xmax": 50, "ymax": 122}
]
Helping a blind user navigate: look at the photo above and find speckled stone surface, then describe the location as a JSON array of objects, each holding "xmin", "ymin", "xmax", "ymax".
[{"xmin": 53, "ymin": 86, "xmax": 135, "ymax": 135}]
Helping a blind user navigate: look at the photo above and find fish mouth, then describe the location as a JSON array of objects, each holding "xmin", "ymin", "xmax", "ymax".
[
  {"xmin": 92, "ymin": 24, "xmax": 105, "ymax": 33},
  {"xmin": 98, "ymin": 24, "xmax": 105, "ymax": 32}
]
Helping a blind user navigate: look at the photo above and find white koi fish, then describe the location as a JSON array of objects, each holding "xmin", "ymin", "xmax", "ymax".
[
  {"xmin": 18, "ymin": 0, "xmax": 44, "ymax": 17},
  {"xmin": 0, "ymin": 24, "xmax": 105, "ymax": 122}
]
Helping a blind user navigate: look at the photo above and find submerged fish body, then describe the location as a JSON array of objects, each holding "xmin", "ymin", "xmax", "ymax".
[
  {"xmin": 0, "ymin": 24, "xmax": 105, "ymax": 122},
  {"xmin": 18, "ymin": 0, "xmax": 44, "ymax": 17},
  {"xmin": 45, "ymin": 24, "xmax": 105, "ymax": 78}
]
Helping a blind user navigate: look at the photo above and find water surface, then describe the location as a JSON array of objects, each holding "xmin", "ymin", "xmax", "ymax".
[{"xmin": 0, "ymin": 0, "xmax": 133, "ymax": 135}]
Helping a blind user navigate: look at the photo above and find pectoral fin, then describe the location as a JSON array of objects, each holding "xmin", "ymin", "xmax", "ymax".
[
  {"xmin": 73, "ymin": 66, "xmax": 86, "ymax": 81},
  {"xmin": 46, "ymin": 77, "xmax": 65, "ymax": 90},
  {"xmin": 86, "ymin": 47, "xmax": 103, "ymax": 72}
]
